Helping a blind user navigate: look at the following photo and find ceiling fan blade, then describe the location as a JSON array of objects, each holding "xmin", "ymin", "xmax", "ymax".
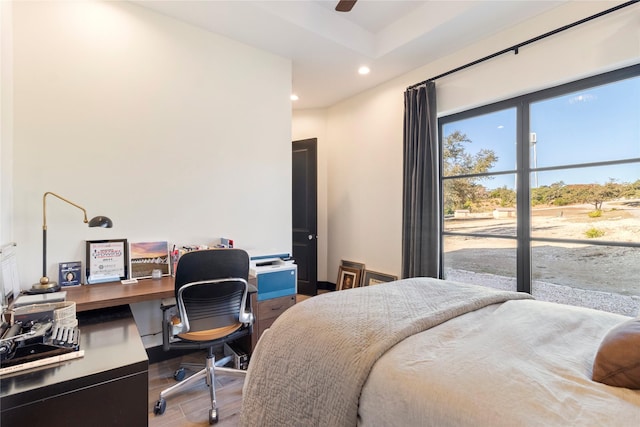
[{"xmin": 335, "ymin": 0, "xmax": 357, "ymax": 12}]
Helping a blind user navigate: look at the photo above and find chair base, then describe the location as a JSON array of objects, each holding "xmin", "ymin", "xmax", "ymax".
[{"xmin": 153, "ymin": 349, "xmax": 247, "ymax": 425}]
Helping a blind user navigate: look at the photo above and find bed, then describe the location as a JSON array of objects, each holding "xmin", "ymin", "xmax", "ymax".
[{"xmin": 239, "ymin": 277, "xmax": 640, "ymax": 426}]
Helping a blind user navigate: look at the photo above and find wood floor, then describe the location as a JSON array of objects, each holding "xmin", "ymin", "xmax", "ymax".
[
  {"xmin": 148, "ymin": 350, "xmax": 245, "ymax": 427},
  {"xmin": 148, "ymin": 294, "xmax": 315, "ymax": 426}
]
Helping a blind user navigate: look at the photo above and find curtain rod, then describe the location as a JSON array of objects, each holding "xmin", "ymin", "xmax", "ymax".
[{"xmin": 406, "ymin": 0, "xmax": 639, "ymax": 90}]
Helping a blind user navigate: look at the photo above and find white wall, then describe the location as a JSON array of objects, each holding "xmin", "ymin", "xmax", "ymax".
[
  {"xmin": 5, "ymin": 1, "xmax": 292, "ymax": 346},
  {"xmin": 9, "ymin": 0, "xmax": 291, "ymax": 287},
  {"xmin": 293, "ymin": 1, "xmax": 639, "ymax": 282},
  {"xmin": 325, "ymin": 84, "xmax": 404, "ymax": 280},
  {"xmin": 1, "ymin": 0, "xmax": 13, "ymax": 247}
]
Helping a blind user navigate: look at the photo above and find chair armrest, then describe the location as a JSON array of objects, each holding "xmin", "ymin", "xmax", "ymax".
[{"xmin": 239, "ymin": 310, "xmax": 254, "ymax": 325}]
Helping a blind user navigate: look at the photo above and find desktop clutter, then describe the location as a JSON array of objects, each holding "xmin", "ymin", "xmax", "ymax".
[
  {"xmin": 0, "ymin": 239, "xmax": 231, "ymax": 363},
  {"xmin": 0, "ymin": 240, "xmax": 82, "ymax": 376},
  {"xmin": 0, "ymin": 299, "xmax": 82, "ymax": 375},
  {"xmin": 0, "ymin": 234, "xmax": 296, "ymax": 378}
]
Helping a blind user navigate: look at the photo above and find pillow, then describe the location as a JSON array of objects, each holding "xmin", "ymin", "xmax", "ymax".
[{"xmin": 592, "ymin": 318, "xmax": 640, "ymax": 389}]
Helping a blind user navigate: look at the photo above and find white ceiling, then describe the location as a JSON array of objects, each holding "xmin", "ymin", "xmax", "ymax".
[{"xmin": 131, "ymin": 0, "xmax": 568, "ymax": 110}]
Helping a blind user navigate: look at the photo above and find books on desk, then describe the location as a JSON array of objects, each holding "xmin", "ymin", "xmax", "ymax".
[{"xmin": 13, "ymin": 291, "xmax": 67, "ymax": 307}]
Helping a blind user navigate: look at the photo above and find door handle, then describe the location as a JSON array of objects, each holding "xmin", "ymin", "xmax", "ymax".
[{"xmin": 308, "ymin": 234, "xmax": 314, "ymax": 240}]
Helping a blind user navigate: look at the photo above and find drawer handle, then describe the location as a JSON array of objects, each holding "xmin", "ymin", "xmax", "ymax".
[{"xmin": 271, "ymin": 306, "xmax": 283, "ymax": 311}]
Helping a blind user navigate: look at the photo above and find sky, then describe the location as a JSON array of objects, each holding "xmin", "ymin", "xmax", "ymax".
[
  {"xmin": 129, "ymin": 241, "xmax": 169, "ymax": 258},
  {"xmin": 442, "ymin": 74, "xmax": 640, "ymax": 190}
]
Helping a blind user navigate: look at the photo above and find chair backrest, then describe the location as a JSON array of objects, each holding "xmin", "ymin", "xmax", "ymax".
[
  {"xmin": 174, "ymin": 249, "xmax": 250, "ymax": 333},
  {"xmin": 175, "ymin": 248, "xmax": 249, "ymax": 288}
]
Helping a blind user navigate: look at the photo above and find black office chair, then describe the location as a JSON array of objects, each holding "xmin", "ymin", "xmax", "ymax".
[{"xmin": 153, "ymin": 249, "xmax": 254, "ymax": 424}]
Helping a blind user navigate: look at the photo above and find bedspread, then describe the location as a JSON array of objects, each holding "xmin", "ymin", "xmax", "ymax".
[
  {"xmin": 239, "ymin": 277, "xmax": 533, "ymax": 426},
  {"xmin": 358, "ymin": 299, "xmax": 640, "ymax": 426}
]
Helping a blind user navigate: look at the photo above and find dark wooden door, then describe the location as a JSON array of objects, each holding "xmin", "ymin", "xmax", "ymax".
[{"xmin": 292, "ymin": 138, "xmax": 318, "ymax": 296}]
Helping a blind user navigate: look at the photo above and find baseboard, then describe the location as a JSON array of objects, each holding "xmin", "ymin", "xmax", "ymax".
[
  {"xmin": 146, "ymin": 345, "xmax": 193, "ymax": 364},
  {"xmin": 317, "ymin": 281, "xmax": 336, "ymax": 291}
]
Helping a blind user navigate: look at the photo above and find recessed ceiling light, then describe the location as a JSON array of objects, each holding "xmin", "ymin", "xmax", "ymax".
[
  {"xmin": 290, "ymin": 94, "xmax": 299, "ymax": 101},
  {"xmin": 358, "ymin": 66, "xmax": 370, "ymax": 75}
]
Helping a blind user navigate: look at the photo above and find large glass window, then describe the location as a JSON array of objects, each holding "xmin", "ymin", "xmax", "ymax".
[
  {"xmin": 440, "ymin": 65, "xmax": 640, "ymax": 315},
  {"xmin": 442, "ymin": 108, "xmax": 518, "ymax": 292}
]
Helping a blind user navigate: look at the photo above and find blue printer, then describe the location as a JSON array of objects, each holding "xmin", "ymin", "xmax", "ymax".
[{"xmin": 249, "ymin": 253, "xmax": 297, "ymax": 301}]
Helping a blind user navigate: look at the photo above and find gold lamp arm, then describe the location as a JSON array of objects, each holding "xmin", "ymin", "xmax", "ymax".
[
  {"xmin": 43, "ymin": 191, "xmax": 89, "ymax": 231},
  {"xmin": 37, "ymin": 192, "xmax": 112, "ymax": 291}
]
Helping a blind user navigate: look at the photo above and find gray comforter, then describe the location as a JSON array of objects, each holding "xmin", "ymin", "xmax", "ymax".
[
  {"xmin": 239, "ymin": 277, "xmax": 533, "ymax": 426},
  {"xmin": 358, "ymin": 297, "xmax": 640, "ymax": 426}
]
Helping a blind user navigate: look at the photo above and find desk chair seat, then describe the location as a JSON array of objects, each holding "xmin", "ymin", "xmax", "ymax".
[
  {"xmin": 177, "ymin": 323, "xmax": 242, "ymax": 341},
  {"xmin": 153, "ymin": 249, "xmax": 253, "ymax": 425}
]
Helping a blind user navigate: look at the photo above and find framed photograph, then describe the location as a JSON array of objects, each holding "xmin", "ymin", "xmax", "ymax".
[
  {"xmin": 362, "ymin": 270, "xmax": 398, "ymax": 287},
  {"xmin": 86, "ymin": 239, "xmax": 128, "ymax": 284},
  {"xmin": 341, "ymin": 260, "xmax": 365, "ymax": 286},
  {"xmin": 129, "ymin": 241, "xmax": 171, "ymax": 279},
  {"xmin": 58, "ymin": 261, "xmax": 82, "ymax": 287},
  {"xmin": 341, "ymin": 259, "xmax": 365, "ymax": 270},
  {"xmin": 337, "ymin": 265, "xmax": 361, "ymax": 291}
]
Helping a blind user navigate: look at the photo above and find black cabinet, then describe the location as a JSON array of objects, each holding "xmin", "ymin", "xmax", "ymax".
[{"xmin": 1, "ymin": 306, "xmax": 148, "ymax": 427}]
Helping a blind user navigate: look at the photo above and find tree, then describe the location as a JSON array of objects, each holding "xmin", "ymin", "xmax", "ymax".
[
  {"xmin": 591, "ymin": 179, "xmax": 622, "ymax": 210},
  {"xmin": 489, "ymin": 186, "xmax": 516, "ymax": 207},
  {"xmin": 443, "ymin": 131, "xmax": 498, "ymax": 213},
  {"xmin": 569, "ymin": 180, "xmax": 621, "ymax": 210},
  {"xmin": 531, "ymin": 181, "xmax": 566, "ymax": 206},
  {"xmin": 621, "ymin": 179, "xmax": 640, "ymax": 199}
]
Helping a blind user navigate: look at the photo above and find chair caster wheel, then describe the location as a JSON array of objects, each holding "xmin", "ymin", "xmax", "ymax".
[
  {"xmin": 154, "ymin": 398, "xmax": 166, "ymax": 415},
  {"xmin": 174, "ymin": 367, "xmax": 186, "ymax": 381},
  {"xmin": 209, "ymin": 408, "xmax": 218, "ymax": 424}
]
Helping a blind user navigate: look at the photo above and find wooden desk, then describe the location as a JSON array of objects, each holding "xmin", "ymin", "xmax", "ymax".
[
  {"xmin": 65, "ymin": 276, "xmax": 258, "ymax": 313},
  {"xmin": 64, "ymin": 276, "xmax": 175, "ymax": 312}
]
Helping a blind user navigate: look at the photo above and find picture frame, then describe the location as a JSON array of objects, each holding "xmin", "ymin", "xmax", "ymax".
[
  {"xmin": 85, "ymin": 239, "xmax": 128, "ymax": 284},
  {"xmin": 337, "ymin": 265, "xmax": 361, "ymax": 291},
  {"xmin": 58, "ymin": 261, "xmax": 82, "ymax": 287},
  {"xmin": 362, "ymin": 270, "xmax": 398, "ymax": 287},
  {"xmin": 341, "ymin": 259, "xmax": 365, "ymax": 271},
  {"xmin": 129, "ymin": 241, "xmax": 171, "ymax": 279},
  {"xmin": 341, "ymin": 260, "xmax": 365, "ymax": 286}
]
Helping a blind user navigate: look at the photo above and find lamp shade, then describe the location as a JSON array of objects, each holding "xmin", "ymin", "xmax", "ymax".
[{"xmin": 89, "ymin": 216, "xmax": 113, "ymax": 228}]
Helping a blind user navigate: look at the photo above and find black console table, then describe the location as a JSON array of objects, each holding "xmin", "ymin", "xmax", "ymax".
[{"xmin": 1, "ymin": 306, "xmax": 148, "ymax": 426}]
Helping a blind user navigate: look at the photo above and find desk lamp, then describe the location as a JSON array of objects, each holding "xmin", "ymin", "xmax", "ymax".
[{"xmin": 32, "ymin": 192, "xmax": 113, "ymax": 293}]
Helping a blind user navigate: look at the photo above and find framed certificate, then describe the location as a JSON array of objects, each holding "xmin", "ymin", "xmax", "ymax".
[{"xmin": 86, "ymin": 239, "xmax": 128, "ymax": 284}]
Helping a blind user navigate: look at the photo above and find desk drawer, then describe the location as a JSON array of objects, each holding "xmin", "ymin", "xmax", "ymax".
[
  {"xmin": 249, "ymin": 294, "xmax": 296, "ymax": 352},
  {"xmin": 257, "ymin": 295, "xmax": 295, "ymax": 321}
]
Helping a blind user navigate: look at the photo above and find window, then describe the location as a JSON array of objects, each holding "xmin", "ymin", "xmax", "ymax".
[{"xmin": 439, "ymin": 65, "xmax": 640, "ymax": 315}]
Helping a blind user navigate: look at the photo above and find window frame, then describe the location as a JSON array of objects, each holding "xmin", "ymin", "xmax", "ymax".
[{"xmin": 438, "ymin": 64, "xmax": 640, "ymax": 293}]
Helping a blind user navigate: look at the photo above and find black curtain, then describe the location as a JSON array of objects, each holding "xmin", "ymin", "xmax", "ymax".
[{"xmin": 401, "ymin": 81, "xmax": 441, "ymax": 278}]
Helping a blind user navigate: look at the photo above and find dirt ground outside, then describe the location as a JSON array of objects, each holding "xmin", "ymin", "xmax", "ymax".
[{"xmin": 444, "ymin": 199, "xmax": 640, "ymax": 316}]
